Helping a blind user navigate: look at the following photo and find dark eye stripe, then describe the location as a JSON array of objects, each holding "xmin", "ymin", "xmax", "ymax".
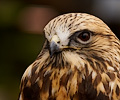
[{"xmin": 68, "ymin": 29, "xmax": 93, "ymax": 45}]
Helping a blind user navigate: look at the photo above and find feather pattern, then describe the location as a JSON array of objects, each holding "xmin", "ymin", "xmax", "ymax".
[{"xmin": 19, "ymin": 13, "xmax": 120, "ymax": 100}]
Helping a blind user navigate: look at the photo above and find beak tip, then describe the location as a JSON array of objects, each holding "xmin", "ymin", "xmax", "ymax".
[
  {"xmin": 49, "ymin": 50, "xmax": 54, "ymax": 58},
  {"xmin": 49, "ymin": 41, "xmax": 61, "ymax": 57}
]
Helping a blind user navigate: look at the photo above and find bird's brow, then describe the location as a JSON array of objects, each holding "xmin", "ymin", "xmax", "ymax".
[{"xmin": 69, "ymin": 29, "xmax": 93, "ymax": 39}]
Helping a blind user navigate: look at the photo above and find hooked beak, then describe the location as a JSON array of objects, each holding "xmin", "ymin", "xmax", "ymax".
[
  {"xmin": 49, "ymin": 41, "xmax": 61, "ymax": 57},
  {"xmin": 49, "ymin": 35, "xmax": 61, "ymax": 57}
]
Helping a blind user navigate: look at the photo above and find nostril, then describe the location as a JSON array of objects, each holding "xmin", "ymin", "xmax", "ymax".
[{"xmin": 57, "ymin": 41, "xmax": 60, "ymax": 44}]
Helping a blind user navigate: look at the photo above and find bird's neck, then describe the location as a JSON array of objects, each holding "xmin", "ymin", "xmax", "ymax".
[{"xmin": 36, "ymin": 49, "xmax": 120, "ymax": 75}]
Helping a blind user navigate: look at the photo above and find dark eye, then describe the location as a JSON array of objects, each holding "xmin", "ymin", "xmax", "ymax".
[{"xmin": 78, "ymin": 32, "xmax": 90, "ymax": 41}]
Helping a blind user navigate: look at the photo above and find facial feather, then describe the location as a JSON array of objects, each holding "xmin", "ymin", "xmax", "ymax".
[{"xmin": 19, "ymin": 13, "xmax": 120, "ymax": 100}]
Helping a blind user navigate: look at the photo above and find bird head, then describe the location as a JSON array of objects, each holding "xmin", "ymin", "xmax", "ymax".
[
  {"xmin": 19, "ymin": 13, "xmax": 120, "ymax": 100},
  {"xmin": 42, "ymin": 13, "xmax": 120, "ymax": 71}
]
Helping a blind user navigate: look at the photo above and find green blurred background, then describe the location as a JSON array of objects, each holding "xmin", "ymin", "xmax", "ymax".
[{"xmin": 0, "ymin": 0, "xmax": 120, "ymax": 100}]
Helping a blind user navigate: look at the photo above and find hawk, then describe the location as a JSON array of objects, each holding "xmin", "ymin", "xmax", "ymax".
[{"xmin": 18, "ymin": 13, "xmax": 120, "ymax": 100}]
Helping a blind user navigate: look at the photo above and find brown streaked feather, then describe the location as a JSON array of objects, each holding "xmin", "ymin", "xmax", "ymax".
[{"xmin": 18, "ymin": 13, "xmax": 120, "ymax": 100}]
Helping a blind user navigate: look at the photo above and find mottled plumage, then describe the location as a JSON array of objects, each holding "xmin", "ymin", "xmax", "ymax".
[{"xmin": 18, "ymin": 13, "xmax": 120, "ymax": 100}]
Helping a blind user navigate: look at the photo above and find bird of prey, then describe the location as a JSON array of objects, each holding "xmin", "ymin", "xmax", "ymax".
[{"xmin": 18, "ymin": 13, "xmax": 120, "ymax": 100}]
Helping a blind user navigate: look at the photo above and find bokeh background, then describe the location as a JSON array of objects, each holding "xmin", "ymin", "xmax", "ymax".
[{"xmin": 0, "ymin": 0, "xmax": 120, "ymax": 100}]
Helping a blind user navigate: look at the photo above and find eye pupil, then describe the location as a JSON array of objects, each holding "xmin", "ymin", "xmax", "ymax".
[{"xmin": 78, "ymin": 32, "xmax": 90, "ymax": 41}]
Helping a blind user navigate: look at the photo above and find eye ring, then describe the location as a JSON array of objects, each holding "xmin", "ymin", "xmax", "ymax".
[{"xmin": 77, "ymin": 31, "xmax": 92, "ymax": 44}]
